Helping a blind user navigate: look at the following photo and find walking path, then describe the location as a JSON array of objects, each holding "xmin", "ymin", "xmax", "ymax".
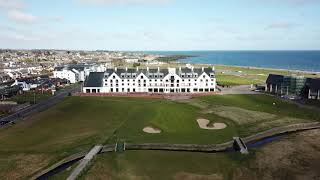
[
  {"xmin": 66, "ymin": 145, "xmax": 103, "ymax": 180},
  {"xmin": 219, "ymin": 85, "xmax": 259, "ymax": 95}
]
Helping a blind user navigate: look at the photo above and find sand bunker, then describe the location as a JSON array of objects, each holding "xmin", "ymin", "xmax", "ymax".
[
  {"xmin": 143, "ymin": 126, "xmax": 162, "ymax": 134},
  {"xmin": 197, "ymin": 119, "xmax": 227, "ymax": 130}
]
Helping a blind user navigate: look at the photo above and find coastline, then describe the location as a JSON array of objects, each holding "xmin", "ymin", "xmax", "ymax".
[
  {"xmin": 213, "ymin": 64, "xmax": 320, "ymax": 74},
  {"xmin": 174, "ymin": 61, "xmax": 320, "ymax": 75}
]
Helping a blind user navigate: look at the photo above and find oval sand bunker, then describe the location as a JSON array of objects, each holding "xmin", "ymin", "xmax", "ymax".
[
  {"xmin": 143, "ymin": 126, "xmax": 162, "ymax": 134},
  {"xmin": 197, "ymin": 119, "xmax": 227, "ymax": 130}
]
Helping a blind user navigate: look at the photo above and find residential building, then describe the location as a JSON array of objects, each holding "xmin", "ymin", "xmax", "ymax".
[
  {"xmin": 83, "ymin": 67, "xmax": 216, "ymax": 94},
  {"xmin": 53, "ymin": 64, "xmax": 88, "ymax": 84}
]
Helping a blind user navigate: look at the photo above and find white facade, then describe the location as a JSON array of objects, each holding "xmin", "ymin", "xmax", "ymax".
[
  {"xmin": 53, "ymin": 69, "xmax": 78, "ymax": 84},
  {"xmin": 83, "ymin": 67, "xmax": 216, "ymax": 94},
  {"xmin": 53, "ymin": 66, "xmax": 87, "ymax": 84}
]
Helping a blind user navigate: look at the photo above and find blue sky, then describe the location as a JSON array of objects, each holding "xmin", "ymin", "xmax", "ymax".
[{"xmin": 0, "ymin": 0, "xmax": 319, "ymax": 50}]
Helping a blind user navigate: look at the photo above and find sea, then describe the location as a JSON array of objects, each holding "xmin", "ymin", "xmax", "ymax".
[{"xmin": 145, "ymin": 51, "xmax": 320, "ymax": 73}]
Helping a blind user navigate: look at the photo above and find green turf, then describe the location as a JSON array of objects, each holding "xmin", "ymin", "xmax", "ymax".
[
  {"xmin": 199, "ymin": 94, "xmax": 320, "ymax": 121},
  {"xmin": 82, "ymin": 150, "xmax": 253, "ymax": 180},
  {"xmin": 216, "ymin": 74, "xmax": 261, "ymax": 86},
  {"xmin": 0, "ymin": 94, "xmax": 318, "ymax": 179}
]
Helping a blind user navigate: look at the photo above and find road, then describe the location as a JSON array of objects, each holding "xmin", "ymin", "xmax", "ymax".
[
  {"xmin": 219, "ymin": 85, "xmax": 260, "ymax": 95},
  {"xmin": 0, "ymin": 85, "xmax": 81, "ymax": 128}
]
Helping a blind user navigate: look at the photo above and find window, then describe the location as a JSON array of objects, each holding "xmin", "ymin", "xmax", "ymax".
[{"xmin": 86, "ymin": 89, "xmax": 90, "ymax": 93}]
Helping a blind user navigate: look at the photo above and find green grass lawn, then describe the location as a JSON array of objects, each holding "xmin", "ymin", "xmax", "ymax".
[
  {"xmin": 216, "ymin": 74, "xmax": 262, "ymax": 86},
  {"xmin": 82, "ymin": 150, "xmax": 252, "ymax": 180},
  {"xmin": 0, "ymin": 94, "xmax": 319, "ymax": 179}
]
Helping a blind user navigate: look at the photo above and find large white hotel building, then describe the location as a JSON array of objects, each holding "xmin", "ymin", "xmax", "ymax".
[{"xmin": 83, "ymin": 67, "xmax": 216, "ymax": 94}]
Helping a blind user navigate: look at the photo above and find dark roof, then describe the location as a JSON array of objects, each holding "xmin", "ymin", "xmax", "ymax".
[
  {"xmin": 266, "ymin": 74, "xmax": 284, "ymax": 84},
  {"xmin": 306, "ymin": 78, "xmax": 320, "ymax": 90},
  {"xmin": 84, "ymin": 72, "xmax": 104, "ymax": 87},
  {"xmin": 204, "ymin": 67, "xmax": 214, "ymax": 75},
  {"xmin": 54, "ymin": 64, "xmax": 88, "ymax": 71},
  {"xmin": 103, "ymin": 67, "xmax": 214, "ymax": 79}
]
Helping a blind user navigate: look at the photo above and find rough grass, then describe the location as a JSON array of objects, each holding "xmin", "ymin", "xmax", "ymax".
[{"xmin": 209, "ymin": 106, "xmax": 276, "ymax": 125}]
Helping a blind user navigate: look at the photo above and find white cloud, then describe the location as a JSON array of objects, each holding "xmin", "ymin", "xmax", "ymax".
[
  {"xmin": 76, "ymin": 0, "xmax": 172, "ymax": 5},
  {"xmin": 0, "ymin": 0, "xmax": 25, "ymax": 10},
  {"xmin": 7, "ymin": 10, "xmax": 39, "ymax": 24},
  {"xmin": 266, "ymin": 21, "xmax": 297, "ymax": 29},
  {"xmin": 257, "ymin": 0, "xmax": 320, "ymax": 5}
]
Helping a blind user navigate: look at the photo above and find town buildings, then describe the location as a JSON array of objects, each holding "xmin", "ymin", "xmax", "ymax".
[
  {"xmin": 83, "ymin": 67, "xmax": 216, "ymax": 94},
  {"xmin": 53, "ymin": 64, "xmax": 88, "ymax": 84}
]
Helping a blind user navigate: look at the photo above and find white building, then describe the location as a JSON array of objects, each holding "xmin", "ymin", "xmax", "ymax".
[
  {"xmin": 53, "ymin": 65, "xmax": 88, "ymax": 84},
  {"xmin": 83, "ymin": 67, "xmax": 216, "ymax": 94}
]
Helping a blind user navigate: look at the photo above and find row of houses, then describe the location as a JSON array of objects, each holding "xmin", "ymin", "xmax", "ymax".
[
  {"xmin": 82, "ymin": 67, "xmax": 216, "ymax": 94},
  {"xmin": 53, "ymin": 64, "xmax": 106, "ymax": 84},
  {"xmin": 266, "ymin": 74, "xmax": 320, "ymax": 100}
]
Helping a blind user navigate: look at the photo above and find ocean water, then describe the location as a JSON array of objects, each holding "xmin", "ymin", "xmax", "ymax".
[{"xmin": 146, "ymin": 51, "xmax": 320, "ymax": 72}]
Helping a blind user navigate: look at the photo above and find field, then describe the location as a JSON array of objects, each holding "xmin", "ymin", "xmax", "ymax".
[
  {"xmin": 0, "ymin": 95, "xmax": 319, "ymax": 179},
  {"xmin": 215, "ymin": 65, "xmax": 320, "ymax": 86},
  {"xmin": 83, "ymin": 129, "xmax": 320, "ymax": 180}
]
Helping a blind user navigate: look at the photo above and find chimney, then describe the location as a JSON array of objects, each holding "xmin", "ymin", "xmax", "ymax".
[
  {"xmin": 147, "ymin": 67, "xmax": 149, "ymax": 72},
  {"xmin": 179, "ymin": 66, "xmax": 182, "ymax": 72},
  {"xmin": 158, "ymin": 67, "xmax": 160, "ymax": 72},
  {"xmin": 136, "ymin": 67, "xmax": 139, "ymax": 72},
  {"xmin": 212, "ymin": 66, "xmax": 215, "ymax": 71},
  {"xmin": 125, "ymin": 67, "xmax": 128, "ymax": 71},
  {"xmin": 115, "ymin": 67, "xmax": 117, "ymax": 72},
  {"xmin": 202, "ymin": 67, "xmax": 204, "ymax": 72}
]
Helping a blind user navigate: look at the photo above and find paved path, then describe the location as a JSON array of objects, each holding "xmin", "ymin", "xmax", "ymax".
[
  {"xmin": 67, "ymin": 145, "xmax": 103, "ymax": 180},
  {"xmin": 219, "ymin": 85, "xmax": 259, "ymax": 95},
  {"xmin": 233, "ymin": 137, "xmax": 249, "ymax": 154}
]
